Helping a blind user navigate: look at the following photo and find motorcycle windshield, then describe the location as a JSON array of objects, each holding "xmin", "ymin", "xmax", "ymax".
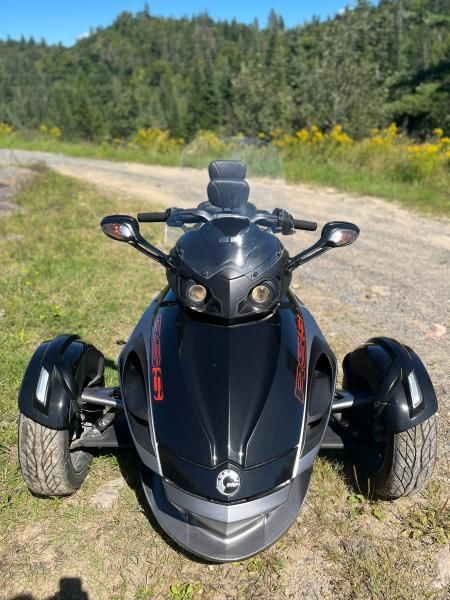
[{"xmin": 164, "ymin": 137, "xmax": 287, "ymax": 246}]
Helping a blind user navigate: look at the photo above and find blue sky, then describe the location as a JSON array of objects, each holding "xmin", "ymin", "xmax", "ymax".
[{"xmin": 0, "ymin": 1, "xmax": 359, "ymax": 46}]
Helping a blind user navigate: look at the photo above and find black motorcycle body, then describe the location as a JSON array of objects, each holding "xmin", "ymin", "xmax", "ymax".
[
  {"xmin": 18, "ymin": 160, "xmax": 438, "ymax": 563},
  {"xmin": 116, "ymin": 286, "xmax": 335, "ymax": 560}
]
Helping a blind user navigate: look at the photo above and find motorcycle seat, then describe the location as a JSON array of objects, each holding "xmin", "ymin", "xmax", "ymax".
[{"xmin": 206, "ymin": 159, "xmax": 251, "ymax": 212}]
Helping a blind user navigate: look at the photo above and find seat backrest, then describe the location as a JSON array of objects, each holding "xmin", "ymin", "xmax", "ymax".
[
  {"xmin": 208, "ymin": 160, "xmax": 246, "ymax": 181},
  {"xmin": 207, "ymin": 160, "xmax": 250, "ymax": 210}
]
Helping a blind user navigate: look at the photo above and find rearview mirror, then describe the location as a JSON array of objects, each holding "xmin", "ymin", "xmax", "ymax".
[
  {"xmin": 101, "ymin": 215, "xmax": 140, "ymax": 243},
  {"xmin": 320, "ymin": 221, "xmax": 359, "ymax": 248}
]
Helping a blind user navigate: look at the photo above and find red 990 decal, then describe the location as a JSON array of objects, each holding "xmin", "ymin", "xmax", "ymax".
[
  {"xmin": 151, "ymin": 313, "xmax": 164, "ymax": 401},
  {"xmin": 295, "ymin": 313, "xmax": 307, "ymax": 403}
]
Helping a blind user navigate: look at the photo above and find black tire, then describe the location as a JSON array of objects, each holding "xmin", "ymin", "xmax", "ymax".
[
  {"xmin": 18, "ymin": 413, "xmax": 93, "ymax": 497},
  {"xmin": 358, "ymin": 415, "xmax": 437, "ymax": 500}
]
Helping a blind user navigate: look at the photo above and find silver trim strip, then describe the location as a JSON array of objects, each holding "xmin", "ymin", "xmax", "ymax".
[
  {"xmin": 164, "ymin": 479, "xmax": 291, "ymax": 522},
  {"xmin": 292, "ymin": 305, "xmax": 312, "ymax": 478}
]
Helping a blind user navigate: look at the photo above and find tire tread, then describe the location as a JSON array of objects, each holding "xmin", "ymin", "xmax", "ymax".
[
  {"xmin": 375, "ymin": 415, "xmax": 437, "ymax": 499},
  {"xmin": 18, "ymin": 414, "xmax": 92, "ymax": 497}
]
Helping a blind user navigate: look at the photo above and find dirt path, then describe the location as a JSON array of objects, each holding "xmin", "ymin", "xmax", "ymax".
[{"xmin": 1, "ymin": 149, "xmax": 448, "ymax": 599}]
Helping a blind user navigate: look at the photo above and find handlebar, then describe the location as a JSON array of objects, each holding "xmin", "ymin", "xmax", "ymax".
[
  {"xmin": 137, "ymin": 208, "xmax": 317, "ymax": 233},
  {"xmin": 293, "ymin": 219, "xmax": 317, "ymax": 231},
  {"xmin": 137, "ymin": 211, "xmax": 168, "ymax": 222}
]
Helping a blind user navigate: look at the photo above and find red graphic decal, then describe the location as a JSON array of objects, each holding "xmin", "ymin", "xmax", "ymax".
[
  {"xmin": 151, "ymin": 313, "xmax": 163, "ymax": 401},
  {"xmin": 153, "ymin": 313, "xmax": 161, "ymax": 336},
  {"xmin": 151, "ymin": 337, "xmax": 161, "ymax": 367},
  {"xmin": 152, "ymin": 367, "xmax": 164, "ymax": 401},
  {"xmin": 295, "ymin": 313, "xmax": 307, "ymax": 403}
]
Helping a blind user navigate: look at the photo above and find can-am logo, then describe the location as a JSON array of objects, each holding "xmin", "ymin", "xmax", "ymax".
[{"xmin": 216, "ymin": 469, "xmax": 241, "ymax": 496}]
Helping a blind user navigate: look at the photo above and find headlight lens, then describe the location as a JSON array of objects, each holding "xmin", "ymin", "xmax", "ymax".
[
  {"xmin": 251, "ymin": 284, "xmax": 272, "ymax": 305},
  {"xmin": 187, "ymin": 283, "xmax": 207, "ymax": 304}
]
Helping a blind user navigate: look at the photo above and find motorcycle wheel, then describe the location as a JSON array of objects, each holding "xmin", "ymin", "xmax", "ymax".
[
  {"xmin": 355, "ymin": 411, "xmax": 437, "ymax": 499},
  {"xmin": 18, "ymin": 413, "xmax": 93, "ymax": 497}
]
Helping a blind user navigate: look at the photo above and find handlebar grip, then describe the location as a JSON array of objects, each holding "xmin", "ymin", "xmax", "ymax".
[
  {"xmin": 137, "ymin": 211, "xmax": 168, "ymax": 223},
  {"xmin": 293, "ymin": 219, "xmax": 317, "ymax": 231}
]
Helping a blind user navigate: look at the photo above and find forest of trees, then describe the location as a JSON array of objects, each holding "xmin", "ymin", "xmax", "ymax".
[{"xmin": 0, "ymin": 0, "xmax": 448, "ymax": 140}]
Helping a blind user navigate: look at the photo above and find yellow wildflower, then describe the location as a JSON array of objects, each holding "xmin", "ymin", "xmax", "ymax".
[
  {"xmin": 312, "ymin": 131, "xmax": 325, "ymax": 142},
  {"xmin": 0, "ymin": 122, "xmax": 13, "ymax": 135},
  {"xmin": 385, "ymin": 122, "xmax": 398, "ymax": 135},
  {"xmin": 330, "ymin": 125, "xmax": 352, "ymax": 144},
  {"xmin": 295, "ymin": 129, "xmax": 309, "ymax": 142},
  {"xmin": 433, "ymin": 128, "xmax": 444, "ymax": 138},
  {"xmin": 424, "ymin": 144, "xmax": 439, "ymax": 154},
  {"xmin": 382, "ymin": 122, "xmax": 398, "ymax": 143},
  {"xmin": 49, "ymin": 126, "xmax": 61, "ymax": 138}
]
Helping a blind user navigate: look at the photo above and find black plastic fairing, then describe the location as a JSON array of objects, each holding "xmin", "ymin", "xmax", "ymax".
[
  {"xmin": 119, "ymin": 331, "xmax": 156, "ymax": 456},
  {"xmin": 167, "ymin": 220, "xmax": 291, "ymax": 320},
  {"xmin": 301, "ymin": 340, "xmax": 335, "ymax": 457},
  {"xmin": 150, "ymin": 293, "xmax": 304, "ymax": 473},
  {"xmin": 342, "ymin": 337, "xmax": 438, "ymax": 433},
  {"xmin": 159, "ymin": 447, "xmax": 296, "ymax": 503},
  {"xmin": 18, "ymin": 335, "xmax": 104, "ymax": 429},
  {"xmin": 174, "ymin": 220, "xmax": 281, "ymax": 279}
]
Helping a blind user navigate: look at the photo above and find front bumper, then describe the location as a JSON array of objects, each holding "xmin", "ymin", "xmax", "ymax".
[{"xmin": 141, "ymin": 466, "xmax": 311, "ymax": 562}]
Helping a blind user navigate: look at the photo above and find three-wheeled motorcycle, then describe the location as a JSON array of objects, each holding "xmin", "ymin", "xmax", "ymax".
[{"xmin": 18, "ymin": 160, "xmax": 438, "ymax": 562}]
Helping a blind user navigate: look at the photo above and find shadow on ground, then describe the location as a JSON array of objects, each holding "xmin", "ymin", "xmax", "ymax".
[{"xmin": 11, "ymin": 577, "xmax": 88, "ymax": 600}]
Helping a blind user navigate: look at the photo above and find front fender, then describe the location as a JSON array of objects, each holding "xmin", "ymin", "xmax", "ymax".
[
  {"xmin": 18, "ymin": 335, "xmax": 104, "ymax": 429},
  {"xmin": 343, "ymin": 337, "xmax": 438, "ymax": 433}
]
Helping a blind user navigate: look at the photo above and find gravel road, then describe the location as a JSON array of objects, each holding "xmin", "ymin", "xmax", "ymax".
[{"xmin": 1, "ymin": 148, "xmax": 448, "ymax": 471}]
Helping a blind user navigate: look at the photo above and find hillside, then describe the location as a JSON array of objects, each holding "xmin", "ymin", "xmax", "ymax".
[{"xmin": 0, "ymin": 0, "xmax": 449, "ymax": 140}]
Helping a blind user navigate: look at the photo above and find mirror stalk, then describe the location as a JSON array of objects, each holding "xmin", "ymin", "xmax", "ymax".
[
  {"xmin": 286, "ymin": 221, "xmax": 359, "ymax": 272},
  {"xmin": 131, "ymin": 240, "xmax": 175, "ymax": 270},
  {"xmin": 286, "ymin": 243, "xmax": 330, "ymax": 271}
]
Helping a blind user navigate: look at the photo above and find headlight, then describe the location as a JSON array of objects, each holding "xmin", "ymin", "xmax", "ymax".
[
  {"xmin": 187, "ymin": 283, "xmax": 207, "ymax": 304},
  {"xmin": 250, "ymin": 284, "xmax": 272, "ymax": 305}
]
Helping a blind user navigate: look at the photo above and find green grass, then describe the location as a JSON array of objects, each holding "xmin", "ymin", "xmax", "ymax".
[
  {"xmin": 1, "ymin": 133, "xmax": 449, "ymax": 216},
  {"xmin": 284, "ymin": 156, "xmax": 450, "ymax": 216},
  {"xmin": 0, "ymin": 134, "xmax": 181, "ymax": 166},
  {"xmin": 0, "ymin": 169, "xmax": 166, "ymax": 525}
]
